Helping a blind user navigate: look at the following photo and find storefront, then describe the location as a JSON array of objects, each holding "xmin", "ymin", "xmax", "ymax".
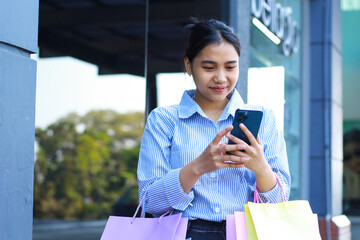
[
  {"xmin": 247, "ymin": 0, "xmax": 302, "ymax": 200},
  {"xmin": 229, "ymin": 0, "xmax": 303, "ymax": 200},
  {"xmin": 342, "ymin": 2, "xmax": 360, "ymax": 216},
  {"xmin": 229, "ymin": 1, "xmax": 348, "ymax": 237}
]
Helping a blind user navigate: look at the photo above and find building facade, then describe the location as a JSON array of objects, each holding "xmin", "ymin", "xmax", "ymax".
[
  {"xmin": 228, "ymin": 0, "xmax": 348, "ymax": 238},
  {"xmin": 0, "ymin": 0, "xmax": 39, "ymax": 239}
]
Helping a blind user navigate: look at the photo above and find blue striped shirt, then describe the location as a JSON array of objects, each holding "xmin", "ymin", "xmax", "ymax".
[{"xmin": 137, "ymin": 89, "xmax": 290, "ymax": 221}]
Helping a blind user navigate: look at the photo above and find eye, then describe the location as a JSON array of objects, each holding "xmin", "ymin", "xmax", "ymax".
[
  {"xmin": 226, "ymin": 65, "xmax": 237, "ymax": 70},
  {"xmin": 203, "ymin": 66, "xmax": 214, "ymax": 70}
]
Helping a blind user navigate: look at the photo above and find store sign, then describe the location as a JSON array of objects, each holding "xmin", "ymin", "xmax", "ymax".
[{"xmin": 251, "ymin": 0, "xmax": 300, "ymax": 56}]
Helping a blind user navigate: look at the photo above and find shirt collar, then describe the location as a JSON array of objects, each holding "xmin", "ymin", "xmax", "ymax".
[
  {"xmin": 220, "ymin": 88, "xmax": 244, "ymax": 120},
  {"xmin": 178, "ymin": 89, "xmax": 203, "ymax": 118},
  {"xmin": 178, "ymin": 89, "xmax": 244, "ymax": 120}
]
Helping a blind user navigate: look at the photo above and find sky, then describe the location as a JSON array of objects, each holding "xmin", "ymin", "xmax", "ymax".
[{"xmin": 33, "ymin": 55, "xmax": 195, "ymax": 129}]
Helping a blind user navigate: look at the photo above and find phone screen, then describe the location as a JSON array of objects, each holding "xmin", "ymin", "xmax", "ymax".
[{"xmin": 228, "ymin": 109, "xmax": 263, "ymax": 146}]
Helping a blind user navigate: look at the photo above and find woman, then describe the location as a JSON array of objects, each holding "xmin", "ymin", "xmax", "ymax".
[{"xmin": 137, "ymin": 18, "xmax": 290, "ymax": 240}]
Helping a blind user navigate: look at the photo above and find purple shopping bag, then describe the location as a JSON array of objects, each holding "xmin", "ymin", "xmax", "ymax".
[
  {"xmin": 100, "ymin": 213, "xmax": 188, "ymax": 240},
  {"xmin": 226, "ymin": 214, "xmax": 237, "ymax": 240},
  {"xmin": 100, "ymin": 187, "xmax": 188, "ymax": 240}
]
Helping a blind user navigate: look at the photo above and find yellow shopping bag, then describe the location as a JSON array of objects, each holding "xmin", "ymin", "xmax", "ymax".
[
  {"xmin": 247, "ymin": 201, "xmax": 321, "ymax": 240},
  {"xmin": 245, "ymin": 174, "xmax": 322, "ymax": 240},
  {"xmin": 244, "ymin": 204, "xmax": 257, "ymax": 240}
]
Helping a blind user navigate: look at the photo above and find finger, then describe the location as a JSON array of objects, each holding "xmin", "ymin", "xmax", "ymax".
[
  {"xmin": 226, "ymin": 133, "xmax": 246, "ymax": 145},
  {"xmin": 226, "ymin": 149, "xmax": 247, "ymax": 157},
  {"xmin": 256, "ymin": 135, "xmax": 262, "ymax": 145},
  {"xmin": 219, "ymin": 142, "xmax": 247, "ymax": 157},
  {"xmin": 222, "ymin": 154, "xmax": 249, "ymax": 165},
  {"xmin": 212, "ymin": 125, "xmax": 233, "ymax": 144},
  {"xmin": 224, "ymin": 162, "xmax": 245, "ymax": 169},
  {"xmin": 240, "ymin": 123, "xmax": 257, "ymax": 146},
  {"xmin": 218, "ymin": 142, "xmax": 227, "ymax": 155},
  {"xmin": 222, "ymin": 143, "xmax": 247, "ymax": 153}
]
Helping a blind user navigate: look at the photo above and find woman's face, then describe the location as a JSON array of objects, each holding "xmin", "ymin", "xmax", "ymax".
[{"xmin": 185, "ymin": 41, "xmax": 239, "ymax": 106}]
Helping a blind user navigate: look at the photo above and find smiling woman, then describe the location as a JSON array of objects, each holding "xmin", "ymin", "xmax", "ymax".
[
  {"xmin": 137, "ymin": 18, "xmax": 291, "ymax": 240},
  {"xmin": 184, "ymin": 41, "xmax": 239, "ymax": 122}
]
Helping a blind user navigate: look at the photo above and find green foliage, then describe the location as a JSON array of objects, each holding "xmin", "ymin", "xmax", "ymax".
[{"xmin": 34, "ymin": 110, "xmax": 144, "ymax": 219}]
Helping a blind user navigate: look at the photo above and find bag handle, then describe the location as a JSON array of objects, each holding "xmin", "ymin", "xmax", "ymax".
[
  {"xmin": 131, "ymin": 187, "xmax": 150, "ymax": 223},
  {"xmin": 131, "ymin": 186, "xmax": 173, "ymax": 224},
  {"xmin": 254, "ymin": 173, "xmax": 287, "ymax": 203}
]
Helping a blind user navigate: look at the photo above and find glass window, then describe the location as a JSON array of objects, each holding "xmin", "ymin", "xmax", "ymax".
[
  {"xmin": 342, "ymin": 2, "xmax": 360, "ymax": 214},
  {"xmin": 248, "ymin": 0, "xmax": 302, "ymax": 200}
]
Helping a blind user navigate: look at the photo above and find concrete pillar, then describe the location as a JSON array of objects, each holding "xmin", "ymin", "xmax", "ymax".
[
  {"xmin": 308, "ymin": 0, "xmax": 342, "ymax": 217},
  {"xmin": 307, "ymin": 0, "xmax": 349, "ymax": 235},
  {"xmin": 0, "ymin": 1, "xmax": 39, "ymax": 239}
]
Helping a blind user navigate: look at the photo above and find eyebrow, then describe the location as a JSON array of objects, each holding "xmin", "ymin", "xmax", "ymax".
[{"xmin": 201, "ymin": 60, "xmax": 238, "ymax": 64}]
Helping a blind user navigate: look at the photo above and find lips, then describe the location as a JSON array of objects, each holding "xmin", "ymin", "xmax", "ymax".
[{"xmin": 210, "ymin": 86, "xmax": 227, "ymax": 93}]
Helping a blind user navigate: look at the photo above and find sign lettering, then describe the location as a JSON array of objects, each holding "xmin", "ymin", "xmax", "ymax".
[{"xmin": 251, "ymin": 0, "xmax": 300, "ymax": 56}]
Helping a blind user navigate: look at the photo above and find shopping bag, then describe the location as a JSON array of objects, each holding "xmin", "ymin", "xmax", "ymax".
[
  {"xmin": 234, "ymin": 212, "xmax": 248, "ymax": 240},
  {"xmin": 246, "ymin": 174, "xmax": 321, "ymax": 240},
  {"xmin": 226, "ymin": 214, "xmax": 237, "ymax": 240},
  {"xmin": 226, "ymin": 211, "xmax": 248, "ymax": 240},
  {"xmin": 100, "ymin": 213, "xmax": 188, "ymax": 240},
  {"xmin": 100, "ymin": 188, "xmax": 188, "ymax": 240},
  {"xmin": 244, "ymin": 204, "xmax": 257, "ymax": 240}
]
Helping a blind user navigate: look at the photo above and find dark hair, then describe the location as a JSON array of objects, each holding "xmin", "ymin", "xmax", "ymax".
[{"xmin": 184, "ymin": 18, "xmax": 241, "ymax": 63}]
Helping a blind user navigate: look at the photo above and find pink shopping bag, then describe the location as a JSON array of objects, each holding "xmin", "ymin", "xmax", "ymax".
[
  {"xmin": 226, "ymin": 212, "xmax": 248, "ymax": 240},
  {"xmin": 234, "ymin": 212, "xmax": 248, "ymax": 240}
]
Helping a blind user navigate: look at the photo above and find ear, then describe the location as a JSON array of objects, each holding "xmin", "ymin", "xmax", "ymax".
[{"xmin": 184, "ymin": 57, "xmax": 192, "ymax": 76}]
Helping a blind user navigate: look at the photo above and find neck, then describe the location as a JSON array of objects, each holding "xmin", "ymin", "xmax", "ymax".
[{"xmin": 194, "ymin": 94, "xmax": 229, "ymax": 122}]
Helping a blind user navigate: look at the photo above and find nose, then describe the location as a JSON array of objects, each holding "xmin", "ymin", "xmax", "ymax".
[{"xmin": 215, "ymin": 69, "xmax": 226, "ymax": 83}]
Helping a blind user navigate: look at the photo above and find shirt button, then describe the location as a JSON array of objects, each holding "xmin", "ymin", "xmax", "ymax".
[
  {"xmin": 210, "ymin": 173, "xmax": 216, "ymax": 178},
  {"xmin": 215, "ymin": 207, "xmax": 220, "ymax": 213}
]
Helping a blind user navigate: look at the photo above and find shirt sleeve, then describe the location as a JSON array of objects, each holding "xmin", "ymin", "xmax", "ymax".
[
  {"xmin": 137, "ymin": 108, "xmax": 194, "ymax": 215},
  {"xmin": 256, "ymin": 108, "xmax": 291, "ymax": 203}
]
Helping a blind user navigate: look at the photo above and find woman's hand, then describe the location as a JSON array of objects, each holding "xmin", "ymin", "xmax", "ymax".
[
  {"xmin": 226, "ymin": 123, "xmax": 267, "ymax": 174},
  {"xmin": 193, "ymin": 125, "xmax": 252, "ymax": 175},
  {"xmin": 179, "ymin": 125, "xmax": 250, "ymax": 193},
  {"xmin": 226, "ymin": 123, "xmax": 276, "ymax": 192}
]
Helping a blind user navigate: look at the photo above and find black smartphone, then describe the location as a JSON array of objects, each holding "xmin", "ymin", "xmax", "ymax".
[{"xmin": 228, "ymin": 109, "xmax": 263, "ymax": 146}]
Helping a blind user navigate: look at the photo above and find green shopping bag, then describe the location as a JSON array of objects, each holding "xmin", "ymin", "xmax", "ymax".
[{"xmin": 245, "ymin": 174, "xmax": 322, "ymax": 240}]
